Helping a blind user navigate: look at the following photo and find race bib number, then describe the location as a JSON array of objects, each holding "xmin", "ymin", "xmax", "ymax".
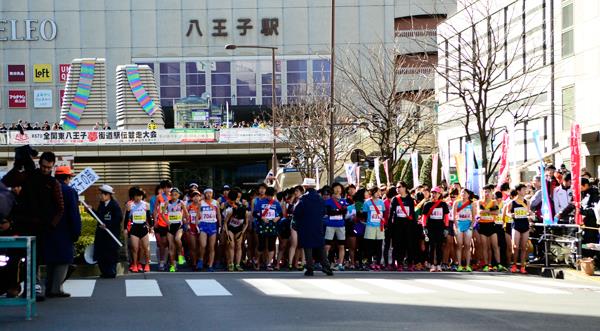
[
  {"xmin": 168, "ymin": 212, "xmax": 182, "ymax": 224},
  {"xmin": 370, "ymin": 212, "xmax": 381, "ymax": 224},
  {"xmin": 430, "ymin": 208, "xmax": 444, "ymax": 220},
  {"xmin": 396, "ymin": 206, "xmax": 407, "ymax": 218},
  {"xmin": 458, "ymin": 209, "xmax": 471, "ymax": 220},
  {"xmin": 189, "ymin": 211, "xmax": 197, "ymax": 224},
  {"xmin": 202, "ymin": 210, "xmax": 217, "ymax": 223},
  {"xmin": 330, "ymin": 215, "xmax": 343, "ymax": 221},
  {"xmin": 132, "ymin": 211, "xmax": 146, "ymax": 224},
  {"xmin": 514, "ymin": 207, "xmax": 528, "ymax": 218},
  {"xmin": 263, "ymin": 207, "xmax": 276, "ymax": 220},
  {"xmin": 229, "ymin": 217, "xmax": 243, "ymax": 227}
]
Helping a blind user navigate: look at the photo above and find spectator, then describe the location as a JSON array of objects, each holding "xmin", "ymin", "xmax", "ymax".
[
  {"xmin": 103, "ymin": 122, "xmax": 111, "ymax": 130},
  {"xmin": 9, "ymin": 123, "xmax": 17, "ymax": 130},
  {"xmin": 553, "ymin": 173, "xmax": 572, "ymax": 222},
  {"xmin": 93, "ymin": 122, "xmax": 101, "ymax": 130},
  {"xmin": 32, "ymin": 122, "xmax": 41, "ymax": 130},
  {"xmin": 42, "ymin": 121, "xmax": 51, "ymax": 131},
  {"xmin": 93, "ymin": 184, "xmax": 123, "ymax": 278},
  {"xmin": 0, "ymin": 123, "xmax": 7, "ymax": 132},
  {"xmin": 45, "ymin": 166, "xmax": 81, "ymax": 298},
  {"xmin": 12, "ymin": 151, "xmax": 64, "ymax": 301},
  {"xmin": 52, "ymin": 123, "xmax": 61, "ymax": 130},
  {"xmin": 25, "ymin": 122, "xmax": 33, "ymax": 130}
]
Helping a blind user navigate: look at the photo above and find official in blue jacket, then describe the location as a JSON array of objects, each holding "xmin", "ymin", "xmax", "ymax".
[
  {"xmin": 45, "ymin": 166, "xmax": 81, "ymax": 298},
  {"xmin": 294, "ymin": 178, "xmax": 333, "ymax": 276},
  {"xmin": 94, "ymin": 184, "xmax": 123, "ymax": 278}
]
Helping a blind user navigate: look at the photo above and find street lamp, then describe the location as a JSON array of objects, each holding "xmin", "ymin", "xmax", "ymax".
[
  {"xmin": 328, "ymin": 0, "xmax": 336, "ymax": 185},
  {"xmin": 225, "ymin": 44, "xmax": 279, "ymax": 173}
]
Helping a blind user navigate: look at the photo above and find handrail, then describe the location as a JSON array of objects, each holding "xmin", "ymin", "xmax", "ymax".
[{"xmin": 0, "ymin": 236, "xmax": 36, "ymax": 320}]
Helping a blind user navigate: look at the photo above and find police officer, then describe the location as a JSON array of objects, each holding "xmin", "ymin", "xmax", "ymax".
[{"xmin": 93, "ymin": 185, "xmax": 123, "ymax": 278}]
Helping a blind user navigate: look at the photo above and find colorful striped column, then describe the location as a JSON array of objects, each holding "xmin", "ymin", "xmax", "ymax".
[
  {"xmin": 63, "ymin": 60, "xmax": 96, "ymax": 130},
  {"xmin": 126, "ymin": 65, "xmax": 158, "ymax": 116}
]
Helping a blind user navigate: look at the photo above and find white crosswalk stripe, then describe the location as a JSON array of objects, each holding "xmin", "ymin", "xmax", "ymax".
[
  {"xmin": 470, "ymin": 279, "xmax": 571, "ymax": 294},
  {"xmin": 356, "ymin": 279, "xmax": 435, "ymax": 294},
  {"xmin": 63, "ymin": 279, "xmax": 96, "ymax": 297},
  {"xmin": 521, "ymin": 279, "xmax": 600, "ymax": 290},
  {"xmin": 186, "ymin": 279, "xmax": 232, "ymax": 296},
  {"xmin": 126, "ymin": 279, "xmax": 162, "ymax": 297},
  {"xmin": 244, "ymin": 279, "xmax": 301, "ymax": 296},
  {"xmin": 415, "ymin": 279, "xmax": 503, "ymax": 294},
  {"xmin": 300, "ymin": 279, "xmax": 369, "ymax": 295}
]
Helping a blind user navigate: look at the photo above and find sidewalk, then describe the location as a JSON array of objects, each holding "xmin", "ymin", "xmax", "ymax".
[{"xmin": 559, "ymin": 267, "xmax": 600, "ymax": 283}]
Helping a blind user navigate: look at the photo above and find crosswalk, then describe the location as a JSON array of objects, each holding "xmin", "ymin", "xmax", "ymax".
[{"xmin": 62, "ymin": 277, "xmax": 600, "ymax": 299}]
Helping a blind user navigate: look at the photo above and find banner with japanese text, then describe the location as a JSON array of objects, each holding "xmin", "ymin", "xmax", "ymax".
[{"xmin": 570, "ymin": 123, "xmax": 582, "ymax": 225}]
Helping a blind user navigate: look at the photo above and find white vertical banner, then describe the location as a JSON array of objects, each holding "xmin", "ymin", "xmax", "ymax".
[
  {"xmin": 440, "ymin": 145, "xmax": 450, "ymax": 184},
  {"xmin": 431, "ymin": 153, "xmax": 439, "ymax": 188},
  {"xmin": 374, "ymin": 157, "xmax": 381, "ymax": 187},
  {"xmin": 316, "ymin": 166, "xmax": 320, "ymax": 188},
  {"xmin": 355, "ymin": 165, "xmax": 361, "ymax": 188},
  {"xmin": 411, "ymin": 151, "xmax": 420, "ymax": 187},
  {"xmin": 465, "ymin": 141, "xmax": 475, "ymax": 191},
  {"xmin": 383, "ymin": 159, "xmax": 391, "ymax": 185},
  {"xmin": 344, "ymin": 163, "xmax": 356, "ymax": 185}
]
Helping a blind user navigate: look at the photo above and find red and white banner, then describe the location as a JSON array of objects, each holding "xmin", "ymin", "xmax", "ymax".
[
  {"xmin": 383, "ymin": 159, "xmax": 390, "ymax": 186},
  {"xmin": 374, "ymin": 157, "xmax": 381, "ymax": 187},
  {"xmin": 570, "ymin": 123, "xmax": 582, "ymax": 225},
  {"xmin": 59, "ymin": 64, "xmax": 70, "ymax": 83},
  {"xmin": 496, "ymin": 130, "xmax": 510, "ymax": 190},
  {"xmin": 431, "ymin": 153, "xmax": 439, "ymax": 188}
]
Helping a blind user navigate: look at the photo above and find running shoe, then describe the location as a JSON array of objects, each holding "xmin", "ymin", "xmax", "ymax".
[
  {"xmin": 466, "ymin": 266, "xmax": 473, "ymax": 272},
  {"xmin": 451, "ymin": 264, "xmax": 458, "ymax": 272},
  {"xmin": 497, "ymin": 264, "xmax": 507, "ymax": 272},
  {"xmin": 441, "ymin": 264, "xmax": 449, "ymax": 271},
  {"xmin": 158, "ymin": 263, "xmax": 166, "ymax": 271},
  {"xmin": 137, "ymin": 263, "xmax": 143, "ymax": 272},
  {"xmin": 396, "ymin": 265, "xmax": 403, "ymax": 272},
  {"xmin": 178, "ymin": 255, "xmax": 186, "ymax": 265},
  {"xmin": 336, "ymin": 263, "xmax": 345, "ymax": 271},
  {"xmin": 436, "ymin": 265, "xmax": 442, "ymax": 272},
  {"xmin": 207, "ymin": 267, "xmax": 215, "ymax": 272},
  {"xmin": 196, "ymin": 260, "xmax": 203, "ymax": 271},
  {"xmin": 457, "ymin": 265, "xmax": 464, "ymax": 272},
  {"xmin": 144, "ymin": 264, "xmax": 150, "ymax": 272},
  {"xmin": 482, "ymin": 265, "xmax": 490, "ymax": 272},
  {"xmin": 407, "ymin": 264, "xmax": 415, "ymax": 272},
  {"xmin": 520, "ymin": 266, "xmax": 527, "ymax": 274},
  {"xmin": 266, "ymin": 264, "xmax": 274, "ymax": 271},
  {"xmin": 169, "ymin": 265, "xmax": 176, "ymax": 273},
  {"xmin": 510, "ymin": 264, "xmax": 518, "ymax": 273},
  {"xmin": 228, "ymin": 264, "xmax": 234, "ymax": 272},
  {"xmin": 129, "ymin": 264, "xmax": 138, "ymax": 273},
  {"xmin": 429, "ymin": 266, "xmax": 437, "ymax": 272},
  {"xmin": 235, "ymin": 264, "xmax": 244, "ymax": 272},
  {"xmin": 385, "ymin": 264, "xmax": 395, "ymax": 271}
]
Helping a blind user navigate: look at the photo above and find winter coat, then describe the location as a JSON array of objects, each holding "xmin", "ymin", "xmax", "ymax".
[
  {"xmin": 294, "ymin": 188, "xmax": 326, "ymax": 249},
  {"xmin": 44, "ymin": 182, "xmax": 81, "ymax": 264},
  {"xmin": 93, "ymin": 199, "xmax": 123, "ymax": 263}
]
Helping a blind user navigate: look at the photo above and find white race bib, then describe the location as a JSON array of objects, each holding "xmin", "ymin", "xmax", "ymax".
[
  {"xmin": 132, "ymin": 210, "xmax": 146, "ymax": 224},
  {"xmin": 168, "ymin": 211, "xmax": 182, "ymax": 224},
  {"xmin": 396, "ymin": 206, "xmax": 407, "ymax": 218},
  {"xmin": 430, "ymin": 208, "xmax": 443, "ymax": 220},
  {"xmin": 330, "ymin": 215, "xmax": 343, "ymax": 221}
]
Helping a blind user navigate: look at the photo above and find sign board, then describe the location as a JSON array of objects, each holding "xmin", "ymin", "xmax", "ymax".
[
  {"xmin": 33, "ymin": 89, "xmax": 52, "ymax": 108},
  {"xmin": 218, "ymin": 128, "xmax": 273, "ymax": 143},
  {"xmin": 8, "ymin": 90, "xmax": 27, "ymax": 108},
  {"xmin": 33, "ymin": 64, "xmax": 52, "ymax": 83},
  {"xmin": 59, "ymin": 89, "xmax": 65, "ymax": 108},
  {"xmin": 59, "ymin": 64, "xmax": 70, "ymax": 82},
  {"xmin": 70, "ymin": 167, "xmax": 100, "ymax": 195},
  {"xmin": 7, "ymin": 64, "xmax": 26, "ymax": 82},
  {"xmin": 7, "ymin": 129, "xmax": 217, "ymax": 145}
]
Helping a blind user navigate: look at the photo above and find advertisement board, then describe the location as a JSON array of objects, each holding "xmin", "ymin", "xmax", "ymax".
[
  {"xmin": 59, "ymin": 64, "xmax": 70, "ymax": 83},
  {"xmin": 7, "ymin": 64, "xmax": 26, "ymax": 82},
  {"xmin": 34, "ymin": 89, "xmax": 52, "ymax": 108},
  {"xmin": 8, "ymin": 90, "xmax": 27, "ymax": 108},
  {"xmin": 33, "ymin": 64, "xmax": 53, "ymax": 83}
]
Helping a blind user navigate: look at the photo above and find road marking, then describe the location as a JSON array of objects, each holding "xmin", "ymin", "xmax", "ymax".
[
  {"xmin": 300, "ymin": 279, "xmax": 369, "ymax": 295},
  {"xmin": 521, "ymin": 279, "xmax": 600, "ymax": 290},
  {"xmin": 356, "ymin": 279, "xmax": 435, "ymax": 294},
  {"xmin": 471, "ymin": 280, "xmax": 571, "ymax": 294},
  {"xmin": 244, "ymin": 279, "xmax": 301, "ymax": 296},
  {"xmin": 63, "ymin": 280, "xmax": 96, "ymax": 297},
  {"xmin": 126, "ymin": 279, "xmax": 162, "ymax": 297},
  {"xmin": 415, "ymin": 279, "xmax": 503, "ymax": 294},
  {"xmin": 186, "ymin": 279, "xmax": 232, "ymax": 296}
]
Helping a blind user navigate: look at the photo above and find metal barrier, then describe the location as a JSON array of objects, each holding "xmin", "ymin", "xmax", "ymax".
[
  {"xmin": 532, "ymin": 223, "xmax": 582, "ymax": 268},
  {"xmin": 0, "ymin": 236, "xmax": 36, "ymax": 320}
]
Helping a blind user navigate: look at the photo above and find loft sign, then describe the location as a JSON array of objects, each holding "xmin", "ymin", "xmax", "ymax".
[{"xmin": 0, "ymin": 19, "xmax": 57, "ymax": 41}]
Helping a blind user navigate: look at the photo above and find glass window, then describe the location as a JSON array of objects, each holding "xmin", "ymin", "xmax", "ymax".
[
  {"xmin": 562, "ymin": 85, "xmax": 574, "ymax": 131},
  {"xmin": 185, "ymin": 62, "xmax": 206, "ymax": 97},
  {"xmin": 287, "ymin": 60, "xmax": 307, "ymax": 103},
  {"xmin": 561, "ymin": 2, "xmax": 574, "ymax": 57},
  {"xmin": 235, "ymin": 61, "xmax": 257, "ymax": 106},
  {"xmin": 136, "ymin": 62, "xmax": 155, "ymax": 73},
  {"xmin": 312, "ymin": 59, "xmax": 331, "ymax": 96},
  {"xmin": 159, "ymin": 62, "xmax": 180, "ymax": 107},
  {"xmin": 260, "ymin": 60, "xmax": 282, "ymax": 107},
  {"xmin": 211, "ymin": 61, "xmax": 231, "ymax": 106}
]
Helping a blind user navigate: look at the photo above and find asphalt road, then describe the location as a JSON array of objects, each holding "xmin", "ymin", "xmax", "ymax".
[{"xmin": 2, "ymin": 271, "xmax": 600, "ymax": 331}]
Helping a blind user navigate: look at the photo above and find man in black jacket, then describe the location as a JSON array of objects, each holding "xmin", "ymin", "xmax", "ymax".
[{"xmin": 94, "ymin": 185, "xmax": 123, "ymax": 278}]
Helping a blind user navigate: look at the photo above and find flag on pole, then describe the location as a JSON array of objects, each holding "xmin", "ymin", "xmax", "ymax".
[
  {"xmin": 344, "ymin": 163, "xmax": 356, "ymax": 185},
  {"xmin": 374, "ymin": 157, "xmax": 382, "ymax": 187},
  {"xmin": 411, "ymin": 152, "xmax": 420, "ymax": 187},
  {"xmin": 532, "ymin": 130, "xmax": 554, "ymax": 225},
  {"xmin": 496, "ymin": 131, "xmax": 510, "ymax": 191},
  {"xmin": 454, "ymin": 153, "xmax": 465, "ymax": 187},
  {"xmin": 465, "ymin": 141, "xmax": 475, "ymax": 191},
  {"xmin": 355, "ymin": 165, "xmax": 361, "ymax": 188},
  {"xmin": 316, "ymin": 166, "xmax": 320, "ymax": 189},
  {"xmin": 570, "ymin": 123, "xmax": 582, "ymax": 225},
  {"xmin": 440, "ymin": 146, "xmax": 450, "ymax": 184},
  {"xmin": 431, "ymin": 153, "xmax": 439, "ymax": 188},
  {"xmin": 383, "ymin": 159, "xmax": 391, "ymax": 186}
]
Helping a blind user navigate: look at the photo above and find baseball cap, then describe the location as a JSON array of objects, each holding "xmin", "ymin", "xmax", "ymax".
[
  {"xmin": 55, "ymin": 166, "xmax": 73, "ymax": 176},
  {"xmin": 431, "ymin": 186, "xmax": 443, "ymax": 194}
]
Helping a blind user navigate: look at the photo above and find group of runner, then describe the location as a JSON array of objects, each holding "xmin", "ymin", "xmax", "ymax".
[{"xmin": 118, "ymin": 177, "xmax": 552, "ymax": 274}]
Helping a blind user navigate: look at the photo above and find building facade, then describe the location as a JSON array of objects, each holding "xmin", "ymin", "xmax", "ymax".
[{"xmin": 1, "ymin": 0, "xmax": 451, "ymax": 128}]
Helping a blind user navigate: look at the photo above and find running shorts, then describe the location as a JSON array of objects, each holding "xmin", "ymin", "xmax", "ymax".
[
  {"xmin": 200, "ymin": 222, "xmax": 217, "ymax": 236},
  {"xmin": 364, "ymin": 225, "xmax": 385, "ymax": 240},
  {"xmin": 512, "ymin": 219, "xmax": 530, "ymax": 233},
  {"xmin": 325, "ymin": 226, "xmax": 346, "ymax": 242},
  {"xmin": 130, "ymin": 224, "xmax": 148, "ymax": 238},
  {"xmin": 168, "ymin": 223, "xmax": 182, "ymax": 235},
  {"xmin": 478, "ymin": 222, "xmax": 496, "ymax": 237},
  {"xmin": 154, "ymin": 225, "xmax": 168, "ymax": 237}
]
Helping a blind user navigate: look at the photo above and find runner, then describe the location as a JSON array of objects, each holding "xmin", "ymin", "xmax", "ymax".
[
  {"xmin": 453, "ymin": 189, "xmax": 475, "ymax": 272},
  {"xmin": 166, "ymin": 188, "xmax": 189, "ymax": 272},
  {"xmin": 288, "ymin": 185, "xmax": 305, "ymax": 270},
  {"xmin": 186, "ymin": 190, "xmax": 202, "ymax": 270},
  {"xmin": 362, "ymin": 187, "xmax": 386, "ymax": 270},
  {"xmin": 223, "ymin": 189, "xmax": 249, "ymax": 271},
  {"xmin": 274, "ymin": 190, "xmax": 291, "ymax": 270},
  {"xmin": 198, "ymin": 188, "xmax": 221, "ymax": 272},
  {"xmin": 249, "ymin": 183, "xmax": 267, "ymax": 270},
  {"xmin": 501, "ymin": 189, "xmax": 518, "ymax": 269},
  {"xmin": 324, "ymin": 182, "xmax": 348, "ymax": 271},
  {"xmin": 478, "ymin": 185, "xmax": 506, "ymax": 272},
  {"xmin": 344, "ymin": 188, "xmax": 362, "ymax": 270},
  {"xmin": 494, "ymin": 191, "xmax": 508, "ymax": 268},
  {"xmin": 443, "ymin": 189, "xmax": 458, "ymax": 271},
  {"xmin": 389, "ymin": 181, "xmax": 416, "ymax": 271},
  {"xmin": 422, "ymin": 187, "xmax": 450, "ymax": 272},
  {"xmin": 509, "ymin": 184, "xmax": 532, "ymax": 274},
  {"xmin": 124, "ymin": 187, "xmax": 152, "ymax": 273},
  {"xmin": 382, "ymin": 186, "xmax": 396, "ymax": 270},
  {"xmin": 152, "ymin": 180, "xmax": 172, "ymax": 271},
  {"xmin": 252, "ymin": 187, "xmax": 283, "ymax": 271}
]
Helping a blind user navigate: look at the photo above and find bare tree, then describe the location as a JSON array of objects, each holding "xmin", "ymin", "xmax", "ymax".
[
  {"xmin": 335, "ymin": 42, "xmax": 437, "ymax": 173},
  {"xmin": 278, "ymin": 85, "xmax": 359, "ymax": 179},
  {"xmin": 433, "ymin": 0, "xmax": 550, "ymax": 182}
]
